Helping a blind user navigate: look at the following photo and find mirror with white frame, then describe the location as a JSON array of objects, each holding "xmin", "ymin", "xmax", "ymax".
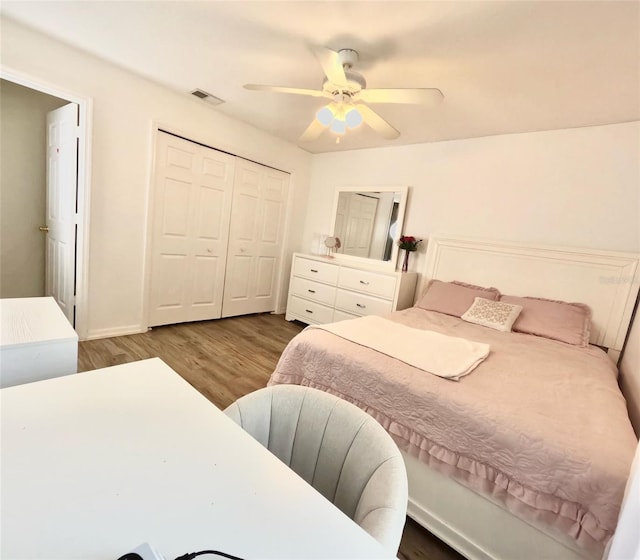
[{"xmin": 329, "ymin": 186, "xmax": 408, "ymax": 267}]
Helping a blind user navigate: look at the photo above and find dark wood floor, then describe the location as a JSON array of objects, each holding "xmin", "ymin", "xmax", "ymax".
[
  {"xmin": 79, "ymin": 312, "xmax": 300, "ymax": 409},
  {"xmin": 78, "ymin": 313, "xmax": 464, "ymax": 560}
]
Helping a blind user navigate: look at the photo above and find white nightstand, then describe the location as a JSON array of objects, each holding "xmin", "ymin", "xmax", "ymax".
[{"xmin": 0, "ymin": 297, "xmax": 78, "ymax": 388}]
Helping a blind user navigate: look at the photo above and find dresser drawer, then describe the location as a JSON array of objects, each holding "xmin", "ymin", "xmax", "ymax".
[
  {"xmin": 288, "ymin": 295, "xmax": 335, "ymax": 324},
  {"xmin": 338, "ymin": 267, "xmax": 396, "ymax": 299},
  {"xmin": 335, "ymin": 289, "xmax": 393, "ymax": 317},
  {"xmin": 290, "ymin": 276, "xmax": 337, "ymax": 306},
  {"xmin": 333, "ymin": 309, "xmax": 360, "ymax": 322},
  {"xmin": 293, "ymin": 257, "xmax": 339, "ymax": 285}
]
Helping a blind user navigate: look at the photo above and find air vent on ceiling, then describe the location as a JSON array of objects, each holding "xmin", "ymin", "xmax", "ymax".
[{"xmin": 190, "ymin": 89, "xmax": 224, "ymax": 106}]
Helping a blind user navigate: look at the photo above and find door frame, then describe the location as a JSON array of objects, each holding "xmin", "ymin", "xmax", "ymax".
[{"xmin": 1, "ymin": 65, "xmax": 93, "ymax": 340}]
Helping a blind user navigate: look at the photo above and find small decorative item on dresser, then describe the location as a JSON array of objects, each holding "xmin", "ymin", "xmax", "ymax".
[
  {"xmin": 324, "ymin": 236, "xmax": 341, "ymax": 258},
  {"xmin": 398, "ymin": 236, "xmax": 422, "ymax": 272}
]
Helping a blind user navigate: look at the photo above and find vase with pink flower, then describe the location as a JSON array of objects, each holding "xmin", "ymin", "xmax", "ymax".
[{"xmin": 397, "ymin": 235, "xmax": 422, "ymax": 272}]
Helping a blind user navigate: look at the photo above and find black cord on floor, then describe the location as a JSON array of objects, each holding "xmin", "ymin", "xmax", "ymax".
[{"xmin": 174, "ymin": 551, "xmax": 245, "ymax": 560}]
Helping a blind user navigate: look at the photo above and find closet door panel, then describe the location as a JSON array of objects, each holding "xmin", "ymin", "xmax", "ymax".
[
  {"xmin": 162, "ymin": 179, "xmax": 191, "ymax": 238},
  {"xmin": 156, "ymin": 255, "xmax": 188, "ymax": 302},
  {"xmin": 222, "ymin": 161, "xmax": 289, "ymax": 317},
  {"xmin": 226, "ymin": 255, "xmax": 252, "ymax": 300},
  {"xmin": 261, "ymin": 199, "xmax": 283, "ymax": 242},
  {"xmin": 165, "ymin": 143, "xmax": 195, "ymax": 170},
  {"xmin": 148, "ymin": 132, "xmax": 235, "ymax": 327},
  {"xmin": 202, "ymin": 155, "xmax": 230, "ymax": 182},
  {"xmin": 255, "ymin": 256, "xmax": 277, "ymax": 298},
  {"xmin": 188, "ymin": 151, "xmax": 235, "ymax": 322},
  {"xmin": 191, "ymin": 256, "xmax": 219, "ymax": 303},
  {"xmin": 152, "ymin": 254, "xmax": 189, "ymax": 325},
  {"xmin": 235, "ymin": 195, "xmax": 259, "ymax": 240},
  {"xmin": 195, "ymin": 185, "xmax": 225, "ymax": 240}
]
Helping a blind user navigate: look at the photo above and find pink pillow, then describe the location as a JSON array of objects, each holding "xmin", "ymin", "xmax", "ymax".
[
  {"xmin": 416, "ymin": 280, "xmax": 500, "ymax": 318},
  {"xmin": 500, "ymin": 295, "xmax": 591, "ymax": 347}
]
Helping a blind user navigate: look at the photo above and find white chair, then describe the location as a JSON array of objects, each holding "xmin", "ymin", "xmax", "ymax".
[{"xmin": 224, "ymin": 384, "xmax": 408, "ymax": 556}]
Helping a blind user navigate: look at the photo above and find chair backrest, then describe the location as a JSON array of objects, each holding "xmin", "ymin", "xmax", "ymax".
[{"xmin": 224, "ymin": 384, "xmax": 408, "ymax": 555}]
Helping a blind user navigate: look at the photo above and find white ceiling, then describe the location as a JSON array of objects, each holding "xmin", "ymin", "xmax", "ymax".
[{"xmin": 2, "ymin": 1, "xmax": 639, "ymax": 154}]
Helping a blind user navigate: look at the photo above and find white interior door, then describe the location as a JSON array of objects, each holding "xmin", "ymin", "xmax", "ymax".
[
  {"xmin": 222, "ymin": 160, "xmax": 289, "ymax": 318},
  {"xmin": 148, "ymin": 132, "xmax": 235, "ymax": 327},
  {"xmin": 46, "ymin": 103, "xmax": 78, "ymax": 326},
  {"xmin": 343, "ymin": 193, "xmax": 377, "ymax": 257},
  {"xmin": 368, "ymin": 192, "xmax": 394, "ymax": 260},
  {"xmin": 333, "ymin": 192, "xmax": 348, "ymax": 254}
]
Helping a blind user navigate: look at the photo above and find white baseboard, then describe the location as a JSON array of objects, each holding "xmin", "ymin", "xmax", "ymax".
[{"xmin": 84, "ymin": 325, "xmax": 148, "ymax": 341}]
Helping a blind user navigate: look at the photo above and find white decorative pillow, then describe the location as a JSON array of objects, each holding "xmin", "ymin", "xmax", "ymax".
[{"xmin": 461, "ymin": 297, "xmax": 523, "ymax": 332}]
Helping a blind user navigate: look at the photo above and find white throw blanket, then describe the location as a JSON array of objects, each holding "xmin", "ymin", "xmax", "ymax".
[{"xmin": 308, "ymin": 315, "xmax": 490, "ymax": 380}]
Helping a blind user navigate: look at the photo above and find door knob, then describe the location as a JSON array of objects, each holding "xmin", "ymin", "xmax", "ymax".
[{"xmin": 39, "ymin": 226, "xmax": 49, "ymax": 233}]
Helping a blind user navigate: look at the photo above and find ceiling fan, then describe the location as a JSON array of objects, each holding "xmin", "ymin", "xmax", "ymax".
[{"xmin": 244, "ymin": 46, "xmax": 444, "ymax": 142}]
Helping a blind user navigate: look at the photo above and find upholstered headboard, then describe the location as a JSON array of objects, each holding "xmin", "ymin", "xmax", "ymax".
[{"xmin": 423, "ymin": 235, "xmax": 640, "ymax": 355}]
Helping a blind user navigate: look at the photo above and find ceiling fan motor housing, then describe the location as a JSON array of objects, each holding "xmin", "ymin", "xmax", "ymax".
[
  {"xmin": 323, "ymin": 70, "xmax": 367, "ymax": 97},
  {"xmin": 338, "ymin": 48, "xmax": 359, "ymax": 68}
]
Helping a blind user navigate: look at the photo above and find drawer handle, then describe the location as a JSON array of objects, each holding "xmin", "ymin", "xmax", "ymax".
[
  {"xmin": 310, "ymin": 269, "xmax": 318, "ymax": 273},
  {"xmin": 305, "ymin": 309, "xmax": 314, "ymax": 314},
  {"xmin": 359, "ymin": 280, "xmax": 370, "ymax": 285},
  {"xmin": 356, "ymin": 303, "xmax": 366, "ymax": 309},
  {"xmin": 308, "ymin": 289, "xmax": 316, "ymax": 294}
]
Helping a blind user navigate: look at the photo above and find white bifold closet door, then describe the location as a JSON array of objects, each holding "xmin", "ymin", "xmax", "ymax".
[
  {"xmin": 148, "ymin": 132, "xmax": 289, "ymax": 327},
  {"xmin": 148, "ymin": 132, "xmax": 235, "ymax": 327},
  {"xmin": 222, "ymin": 159, "xmax": 289, "ymax": 318}
]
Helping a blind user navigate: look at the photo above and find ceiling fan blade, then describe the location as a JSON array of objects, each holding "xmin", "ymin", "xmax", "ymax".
[
  {"xmin": 356, "ymin": 104, "xmax": 400, "ymax": 139},
  {"xmin": 357, "ymin": 88, "xmax": 444, "ymax": 105},
  {"xmin": 244, "ymin": 84, "xmax": 329, "ymax": 98},
  {"xmin": 311, "ymin": 46, "xmax": 347, "ymax": 87},
  {"xmin": 299, "ymin": 118, "xmax": 327, "ymax": 142}
]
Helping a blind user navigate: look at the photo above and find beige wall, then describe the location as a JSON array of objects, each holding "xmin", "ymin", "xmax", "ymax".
[
  {"xmin": 0, "ymin": 79, "xmax": 67, "ymax": 297},
  {"xmin": 1, "ymin": 17, "xmax": 313, "ymax": 339},
  {"xmin": 305, "ymin": 121, "xmax": 640, "ymax": 274}
]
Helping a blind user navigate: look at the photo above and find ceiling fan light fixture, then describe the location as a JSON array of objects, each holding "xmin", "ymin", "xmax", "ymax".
[
  {"xmin": 330, "ymin": 119, "xmax": 347, "ymax": 135},
  {"xmin": 316, "ymin": 106, "xmax": 334, "ymax": 127},
  {"xmin": 345, "ymin": 107, "xmax": 363, "ymax": 129}
]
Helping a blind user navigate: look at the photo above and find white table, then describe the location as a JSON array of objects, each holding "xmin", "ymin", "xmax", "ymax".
[
  {"xmin": 0, "ymin": 296, "xmax": 78, "ymax": 388},
  {"xmin": 0, "ymin": 358, "xmax": 390, "ymax": 560}
]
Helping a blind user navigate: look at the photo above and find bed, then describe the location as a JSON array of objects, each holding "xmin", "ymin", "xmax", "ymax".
[{"xmin": 269, "ymin": 235, "xmax": 640, "ymax": 560}]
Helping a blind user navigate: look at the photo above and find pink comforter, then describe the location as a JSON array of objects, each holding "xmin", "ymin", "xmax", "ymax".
[{"xmin": 269, "ymin": 308, "xmax": 637, "ymax": 554}]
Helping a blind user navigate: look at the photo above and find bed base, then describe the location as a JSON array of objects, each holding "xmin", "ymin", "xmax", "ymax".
[
  {"xmin": 403, "ymin": 452, "xmax": 598, "ymax": 560},
  {"xmin": 403, "ymin": 235, "xmax": 638, "ymax": 560}
]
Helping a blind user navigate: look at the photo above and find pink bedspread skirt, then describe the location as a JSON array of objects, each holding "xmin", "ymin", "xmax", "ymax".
[{"xmin": 269, "ymin": 308, "xmax": 637, "ymax": 555}]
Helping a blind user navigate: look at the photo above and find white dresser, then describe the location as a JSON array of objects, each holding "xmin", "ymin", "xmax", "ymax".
[{"xmin": 286, "ymin": 253, "xmax": 418, "ymax": 325}]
